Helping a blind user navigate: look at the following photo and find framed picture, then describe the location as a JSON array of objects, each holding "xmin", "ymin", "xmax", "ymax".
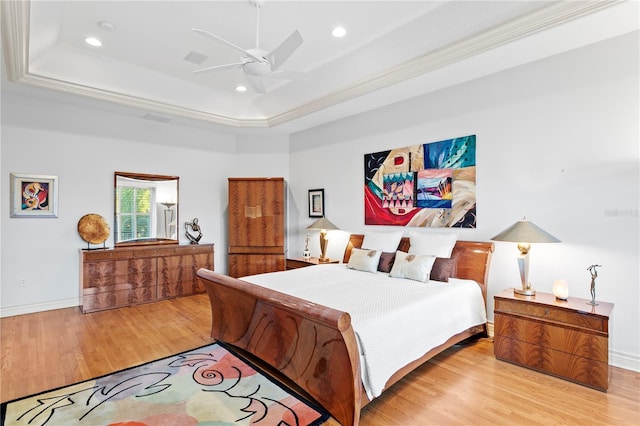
[
  {"xmin": 10, "ymin": 173, "xmax": 59, "ymax": 218},
  {"xmin": 308, "ymin": 188, "xmax": 325, "ymax": 218}
]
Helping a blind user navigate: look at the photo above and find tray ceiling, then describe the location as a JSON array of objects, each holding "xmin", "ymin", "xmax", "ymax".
[{"xmin": 1, "ymin": 1, "xmax": 636, "ymax": 133}]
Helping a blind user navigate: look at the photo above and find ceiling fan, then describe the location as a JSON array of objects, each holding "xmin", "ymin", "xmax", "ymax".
[{"xmin": 192, "ymin": 0, "xmax": 304, "ymax": 93}]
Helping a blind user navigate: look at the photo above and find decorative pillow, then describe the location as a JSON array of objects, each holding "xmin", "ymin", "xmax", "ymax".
[
  {"xmin": 361, "ymin": 231, "xmax": 404, "ymax": 252},
  {"xmin": 408, "ymin": 232, "xmax": 458, "ymax": 258},
  {"xmin": 430, "ymin": 257, "xmax": 458, "ymax": 282},
  {"xmin": 389, "ymin": 251, "xmax": 436, "ymax": 283},
  {"xmin": 377, "ymin": 252, "xmax": 396, "ymax": 273},
  {"xmin": 347, "ymin": 248, "xmax": 383, "ymax": 273}
]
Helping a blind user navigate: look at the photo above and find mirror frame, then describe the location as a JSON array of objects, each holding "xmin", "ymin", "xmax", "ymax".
[{"xmin": 114, "ymin": 171, "xmax": 179, "ymax": 248}]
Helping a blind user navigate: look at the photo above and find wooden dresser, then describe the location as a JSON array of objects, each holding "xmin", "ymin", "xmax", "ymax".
[
  {"xmin": 80, "ymin": 244, "xmax": 214, "ymax": 313},
  {"xmin": 228, "ymin": 177, "xmax": 285, "ymax": 277},
  {"xmin": 494, "ymin": 289, "xmax": 613, "ymax": 391}
]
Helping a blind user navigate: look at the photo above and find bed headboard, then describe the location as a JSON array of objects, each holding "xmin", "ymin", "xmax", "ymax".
[{"xmin": 343, "ymin": 234, "xmax": 494, "ymax": 298}]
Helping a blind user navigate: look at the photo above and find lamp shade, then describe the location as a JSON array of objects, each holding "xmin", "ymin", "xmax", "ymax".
[
  {"xmin": 307, "ymin": 217, "xmax": 340, "ymax": 231},
  {"xmin": 491, "ymin": 217, "xmax": 560, "ymax": 243}
]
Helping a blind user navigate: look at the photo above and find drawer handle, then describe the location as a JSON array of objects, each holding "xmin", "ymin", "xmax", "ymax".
[{"xmin": 544, "ymin": 309, "xmax": 549, "ymax": 316}]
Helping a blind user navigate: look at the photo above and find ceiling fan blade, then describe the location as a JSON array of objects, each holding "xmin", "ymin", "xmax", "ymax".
[
  {"xmin": 192, "ymin": 28, "xmax": 266, "ymax": 64},
  {"xmin": 266, "ymin": 30, "xmax": 303, "ymax": 70},
  {"xmin": 245, "ymin": 74, "xmax": 265, "ymax": 94},
  {"xmin": 193, "ymin": 63, "xmax": 243, "ymax": 74},
  {"xmin": 266, "ymin": 68, "xmax": 307, "ymax": 81}
]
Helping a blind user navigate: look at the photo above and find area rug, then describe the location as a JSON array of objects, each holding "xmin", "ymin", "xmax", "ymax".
[{"xmin": 1, "ymin": 342, "xmax": 329, "ymax": 426}]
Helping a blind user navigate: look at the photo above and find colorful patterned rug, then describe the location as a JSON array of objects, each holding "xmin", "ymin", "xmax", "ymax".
[{"xmin": 1, "ymin": 342, "xmax": 329, "ymax": 426}]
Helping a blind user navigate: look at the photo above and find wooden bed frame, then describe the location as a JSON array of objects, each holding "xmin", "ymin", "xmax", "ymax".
[{"xmin": 197, "ymin": 235, "xmax": 494, "ymax": 426}]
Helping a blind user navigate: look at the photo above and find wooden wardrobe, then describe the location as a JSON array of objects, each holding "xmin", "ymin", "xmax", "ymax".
[{"xmin": 227, "ymin": 177, "xmax": 285, "ymax": 277}]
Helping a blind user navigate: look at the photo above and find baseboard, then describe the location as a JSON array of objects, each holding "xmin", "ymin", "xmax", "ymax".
[
  {"xmin": 0, "ymin": 297, "xmax": 81, "ymax": 318},
  {"xmin": 610, "ymin": 350, "xmax": 640, "ymax": 372},
  {"xmin": 486, "ymin": 321, "xmax": 639, "ymax": 373}
]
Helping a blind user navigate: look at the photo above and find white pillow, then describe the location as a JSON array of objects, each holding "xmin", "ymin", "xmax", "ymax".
[
  {"xmin": 361, "ymin": 231, "xmax": 404, "ymax": 252},
  {"xmin": 389, "ymin": 251, "xmax": 436, "ymax": 283},
  {"xmin": 347, "ymin": 248, "xmax": 383, "ymax": 273},
  {"xmin": 408, "ymin": 232, "xmax": 458, "ymax": 258}
]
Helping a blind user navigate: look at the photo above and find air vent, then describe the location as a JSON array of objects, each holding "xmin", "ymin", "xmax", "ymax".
[
  {"xmin": 184, "ymin": 51, "xmax": 209, "ymax": 65},
  {"xmin": 143, "ymin": 113, "xmax": 171, "ymax": 123}
]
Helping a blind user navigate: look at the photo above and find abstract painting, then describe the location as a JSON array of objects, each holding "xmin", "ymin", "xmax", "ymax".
[
  {"xmin": 364, "ymin": 135, "xmax": 476, "ymax": 227},
  {"xmin": 9, "ymin": 173, "xmax": 59, "ymax": 218}
]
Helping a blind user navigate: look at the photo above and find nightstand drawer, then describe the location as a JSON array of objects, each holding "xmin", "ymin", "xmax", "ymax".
[
  {"xmin": 494, "ymin": 298, "xmax": 608, "ymax": 332},
  {"xmin": 286, "ymin": 257, "xmax": 339, "ymax": 270},
  {"xmin": 287, "ymin": 258, "xmax": 315, "ymax": 269},
  {"xmin": 494, "ymin": 313, "xmax": 608, "ymax": 361},
  {"xmin": 494, "ymin": 336, "xmax": 609, "ymax": 391}
]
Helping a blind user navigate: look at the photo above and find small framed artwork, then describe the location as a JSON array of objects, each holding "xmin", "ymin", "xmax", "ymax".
[
  {"xmin": 10, "ymin": 173, "xmax": 59, "ymax": 218},
  {"xmin": 308, "ymin": 188, "xmax": 325, "ymax": 218}
]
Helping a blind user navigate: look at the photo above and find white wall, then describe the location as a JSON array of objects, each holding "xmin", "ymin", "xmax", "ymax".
[
  {"xmin": 288, "ymin": 32, "xmax": 639, "ymax": 370},
  {"xmin": 0, "ymin": 93, "xmax": 242, "ymax": 315}
]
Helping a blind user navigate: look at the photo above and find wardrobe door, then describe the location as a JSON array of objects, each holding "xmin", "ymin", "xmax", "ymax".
[{"xmin": 228, "ymin": 178, "xmax": 285, "ymax": 277}]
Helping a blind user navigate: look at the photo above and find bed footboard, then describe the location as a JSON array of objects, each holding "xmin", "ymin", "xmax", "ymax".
[{"xmin": 196, "ymin": 269, "xmax": 362, "ymax": 426}]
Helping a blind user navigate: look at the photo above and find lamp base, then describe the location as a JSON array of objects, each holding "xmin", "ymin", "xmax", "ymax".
[
  {"xmin": 318, "ymin": 257, "xmax": 332, "ymax": 263},
  {"xmin": 514, "ymin": 288, "xmax": 536, "ymax": 296}
]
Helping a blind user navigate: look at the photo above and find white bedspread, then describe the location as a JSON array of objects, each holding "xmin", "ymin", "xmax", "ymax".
[{"xmin": 241, "ymin": 264, "xmax": 487, "ymax": 399}]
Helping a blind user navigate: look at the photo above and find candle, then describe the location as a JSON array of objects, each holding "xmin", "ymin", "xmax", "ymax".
[{"xmin": 553, "ymin": 279, "xmax": 569, "ymax": 300}]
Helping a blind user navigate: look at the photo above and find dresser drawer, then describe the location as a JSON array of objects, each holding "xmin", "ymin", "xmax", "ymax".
[
  {"xmin": 494, "ymin": 313, "xmax": 608, "ymax": 362},
  {"xmin": 158, "ymin": 252, "xmax": 213, "ymax": 271},
  {"xmin": 494, "ymin": 298, "xmax": 608, "ymax": 332},
  {"xmin": 158, "ymin": 279, "xmax": 205, "ymax": 299},
  {"xmin": 82, "ymin": 286, "xmax": 156, "ymax": 312},
  {"xmin": 83, "ymin": 249, "xmax": 134, "ymax": 261},
  {"xmin": 83, "ymin": 258, "xmax": 156, "ymax": 290}
]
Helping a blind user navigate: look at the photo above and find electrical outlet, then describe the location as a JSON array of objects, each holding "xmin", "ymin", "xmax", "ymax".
[{"xmin": 18, "ymin": 278, "xmax": 27, "ymax": 287}]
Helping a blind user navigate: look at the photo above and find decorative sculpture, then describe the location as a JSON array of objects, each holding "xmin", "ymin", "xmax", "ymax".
[
  {"xmin": 587, "ymin": 264, "xmax": 602, "ymax": 306},
  {"xmin": 303, "ymin": 232, "xmax": 311, "ymax": 258},
  {"xmin": 185, "ymin": 218, "xmax": 202, "ymax": 245}
]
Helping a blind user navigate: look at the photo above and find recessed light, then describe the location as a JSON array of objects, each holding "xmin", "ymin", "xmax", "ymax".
[
  {"xmin": 331, "ymin": 26, "xmax": 346, "ymax": 38},
  {"xmin": 235, "ymin": 85, "xmax": 247, "ymax": 93},
  {"xmin": 84, "ymin": 37, "xmax": 102, "ymax": 47}
]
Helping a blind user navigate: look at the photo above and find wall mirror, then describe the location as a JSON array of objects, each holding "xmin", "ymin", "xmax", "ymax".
[{"xmin": 114, "ymin": 171, "xmax": 179, "ymax": 247}]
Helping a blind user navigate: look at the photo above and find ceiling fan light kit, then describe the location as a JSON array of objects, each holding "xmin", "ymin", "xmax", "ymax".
[{"xmin": 192, "ymin": 0, "xmax": 304, "ymax": 94}]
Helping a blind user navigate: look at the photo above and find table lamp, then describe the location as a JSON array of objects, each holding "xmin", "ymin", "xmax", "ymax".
[
  {"xmin": 491, "ymin": 217, "xmax": 560, "ymax": 296},
  {"xmin": 307, "ymin": 217, "xmax": 340, "ymax": 262}
]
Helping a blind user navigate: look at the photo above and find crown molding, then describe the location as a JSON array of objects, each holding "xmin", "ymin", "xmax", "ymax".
[
  {"xmin": 17, "ymin": 73, "xmax": 268, "ymax": 128},
  {"xmin": 2, "ymin": 0, "xmax": 622, "ymax": 129},
  {"xmin": 267, "ymin": 0, "xmax": 621, "ymax": 127}
]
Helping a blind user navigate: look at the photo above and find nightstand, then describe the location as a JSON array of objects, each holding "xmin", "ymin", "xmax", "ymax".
[
  {"xmin": 493, "ymin": 289, "xmax": 613, "ymax": 391},
  {"xmin": 286, "ymin": 257, "xmax": 339, "ymax": 270}
]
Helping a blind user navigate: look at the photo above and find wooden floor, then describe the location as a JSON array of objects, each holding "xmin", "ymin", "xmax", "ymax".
[{"xmin": 1, "ymin": 294, "xmax": 638, "ymax": 425}]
